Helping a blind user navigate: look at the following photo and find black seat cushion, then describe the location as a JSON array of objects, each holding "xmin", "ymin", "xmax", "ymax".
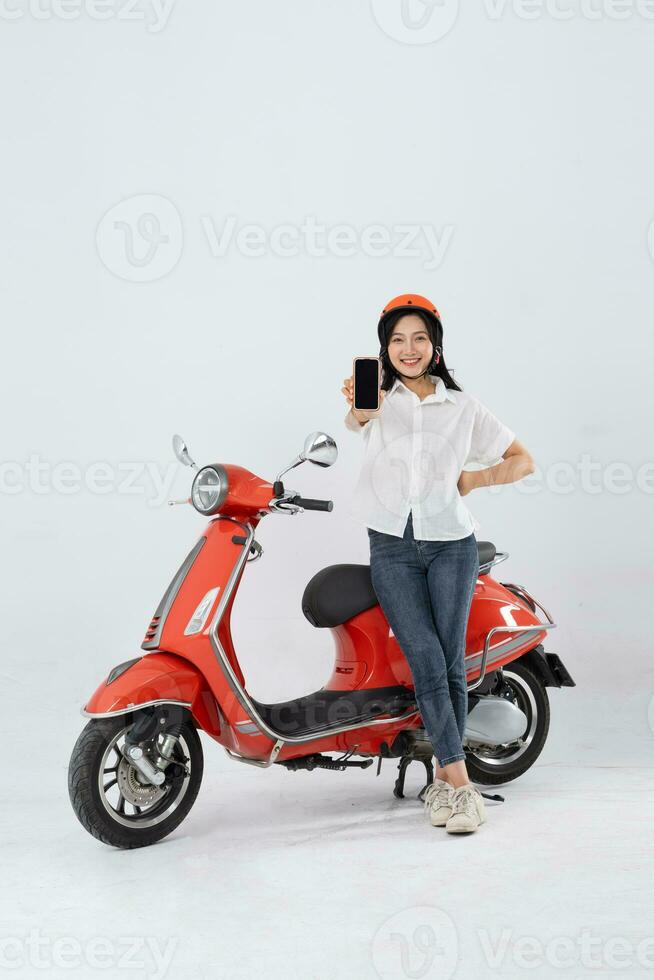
[
  {"xmin": 477, "ymin": 540, "xmax": 496, "ymax": 567},
  {"xmin": 302, "ymin": 541, "xmax": 496, "ymax": 629},
  {"xmin": 302, "ymin": 564, "xmax": 377, "ymax": 628}
]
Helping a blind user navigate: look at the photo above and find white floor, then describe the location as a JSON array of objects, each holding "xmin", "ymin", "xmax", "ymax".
[{"xmin": 2, "ymin": 680, "xmax": 654, "ymax": 980}]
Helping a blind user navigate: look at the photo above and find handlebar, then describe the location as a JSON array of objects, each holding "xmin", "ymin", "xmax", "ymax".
[{"xmin": 287, "ymin": 495, "xmax": 333, "ymax": 512}]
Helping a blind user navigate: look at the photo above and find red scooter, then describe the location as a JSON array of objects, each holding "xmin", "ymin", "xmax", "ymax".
[{"xmin": 69, "ymin": 431, "xmax": 575, "ymax": 848}]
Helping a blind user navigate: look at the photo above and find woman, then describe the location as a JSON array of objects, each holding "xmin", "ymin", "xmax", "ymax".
[{"xmin": 342, "ymin": 294, "xmax": 535, "ymax": 834}]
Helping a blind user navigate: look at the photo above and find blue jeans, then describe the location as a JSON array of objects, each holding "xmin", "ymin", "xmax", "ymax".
[{"xmin": 367, "ymin": 510, "xmax": 479, "ymax": 767}]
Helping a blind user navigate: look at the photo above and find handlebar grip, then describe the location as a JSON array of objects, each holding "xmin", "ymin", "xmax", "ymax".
[{"xmin": 290, "ymin": 496, "xmax": 333, "ymax": 512}]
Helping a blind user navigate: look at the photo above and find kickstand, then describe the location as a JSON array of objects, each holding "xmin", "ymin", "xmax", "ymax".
[{"xmin": 394, "ymin": 756, "xmax": 434, "ymax": 800}]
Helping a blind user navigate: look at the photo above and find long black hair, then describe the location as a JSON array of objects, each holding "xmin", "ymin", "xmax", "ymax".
[{"xmin": 378, "ymin": 308, "xmax": 462, "ymax": 393}]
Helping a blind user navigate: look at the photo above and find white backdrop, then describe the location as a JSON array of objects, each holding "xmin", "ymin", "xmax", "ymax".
[{"xmin": 2, "ymin": 3, "xmax": 653, "ymax": 978}]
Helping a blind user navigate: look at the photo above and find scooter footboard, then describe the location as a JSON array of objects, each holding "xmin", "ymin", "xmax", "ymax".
[{"xmin": 82, "ymin": 651, "xmax": 221, "ymax": 735}]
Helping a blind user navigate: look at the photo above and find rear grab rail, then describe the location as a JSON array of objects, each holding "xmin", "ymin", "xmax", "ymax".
[{"xmin": 468, "ymin": 582, "xmax": 556, "ymax": 692}]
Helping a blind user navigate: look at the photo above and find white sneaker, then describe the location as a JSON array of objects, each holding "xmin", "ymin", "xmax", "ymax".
[
  {"xmin": 423, "ymin": 778, "xmax": 453, "ymax": 827},
  {"xmin": 445, "ymin": 784, "xmax": 486, "ymax": 834}
]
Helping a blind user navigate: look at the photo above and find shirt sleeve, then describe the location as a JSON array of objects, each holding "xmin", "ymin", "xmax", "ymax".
[
  {"xmin": 466, "ymin": 397, "xmax": 516, "ymax": 466},
  {"xmin": 344, "ymin": 409, "xmax": 365, "ymax": 434}
]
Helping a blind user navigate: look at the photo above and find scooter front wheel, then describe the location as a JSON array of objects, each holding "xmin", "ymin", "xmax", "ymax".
[{"xmin": 68, "ymin": 713, "xmax": 203, "ymax": 849}]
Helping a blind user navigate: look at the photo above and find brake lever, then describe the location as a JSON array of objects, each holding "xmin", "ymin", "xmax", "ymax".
[{"xmin": 268, "ymin": 493, "xmax": 302, "ymax": 515}]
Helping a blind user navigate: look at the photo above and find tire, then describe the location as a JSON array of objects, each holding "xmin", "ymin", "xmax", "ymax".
[
  {"xmin": 68, "ymin": 712, "xmax": 203, "ymax": 849},
  {"xmin": 465, "ymin": 658, "xmax": 550, "ymax": 786}
]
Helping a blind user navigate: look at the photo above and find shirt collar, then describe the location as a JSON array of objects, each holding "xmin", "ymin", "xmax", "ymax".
[{"xmin": 388, "ymin": 373, "xmax": 457, "ymax": 405}]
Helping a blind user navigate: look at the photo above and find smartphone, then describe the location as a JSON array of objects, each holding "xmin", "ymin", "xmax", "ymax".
[{"xmin": 353, "ymin": 357, "xmax": 381, "ymax": 412}]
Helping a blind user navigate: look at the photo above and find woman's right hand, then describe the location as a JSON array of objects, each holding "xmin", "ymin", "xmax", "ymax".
[{"xmin": 341, "ymin": 375, "xmax": 386, "ymax": 424}]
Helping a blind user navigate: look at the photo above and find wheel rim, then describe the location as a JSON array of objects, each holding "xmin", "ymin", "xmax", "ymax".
[
  {"xmin": 465, "ymin": 669, "xmax": 539, "ymax": 767},
  {"xmin": 97, "ymin": 726, "xmax": 192, "ymax": 829}
]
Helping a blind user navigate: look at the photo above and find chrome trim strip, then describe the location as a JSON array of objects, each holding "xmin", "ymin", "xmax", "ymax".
[
  {"xmin": 224, "ymin": 739, "xmax": 285, "ymax": 769},
  {"xmin": 142, "ymin": 537, "xmax": 206, "ymax": 650},
  {"xmin": 302, "ymin": 705, "xmax": 420, "ymax": 738},
  {"xmin": 235, "ymin": 721, "xmax": 260, "ymax": 734},
  {"xmin": 468, "ymin": 625, "xmax": 556, "ymax": 692},
  {"xmin": 224, "ymin": 708, "xmax": 421, "ymax": 767},
  {"xmin": 466, "ymin": 630, "xmax": 545, "ymax": 667},
  {"xmin": 81, "ymin": 698, "xmax": 192, "ymax": 719}
]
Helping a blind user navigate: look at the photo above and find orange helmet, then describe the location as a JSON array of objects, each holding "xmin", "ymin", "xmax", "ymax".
[{"xmin": 377, "ymin": 293, "xmax": 442, "ymax": 347}]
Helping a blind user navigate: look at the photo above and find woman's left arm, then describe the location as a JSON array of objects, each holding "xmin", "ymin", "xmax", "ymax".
[{"xmin": 458, "ymin": 438, "xmax": 535, "ymax": 495}]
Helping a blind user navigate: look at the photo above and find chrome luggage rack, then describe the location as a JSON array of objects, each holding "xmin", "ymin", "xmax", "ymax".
[
  {"xmin": 478, "ymin": 550, "xmax": 509, "ymax": 575},
  {"xmin": 467, "ymin": 582, "xmax": 557, "ymax": 692}
]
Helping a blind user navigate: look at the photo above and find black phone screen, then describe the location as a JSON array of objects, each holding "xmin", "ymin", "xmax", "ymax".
[{"xmin": 354, "ymin": 358, "xmax": 380, "ymax": 411}]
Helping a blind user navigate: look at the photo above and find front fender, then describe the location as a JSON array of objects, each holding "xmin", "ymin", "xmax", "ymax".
[{"xmin": 83, "ymin": 652, "xmax": 221, "ymax": 735}]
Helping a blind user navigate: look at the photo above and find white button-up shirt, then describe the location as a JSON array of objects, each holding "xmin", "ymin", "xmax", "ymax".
[{"xmin": 344, "ymin": 373, "xmax": 515, "ymax": 540}]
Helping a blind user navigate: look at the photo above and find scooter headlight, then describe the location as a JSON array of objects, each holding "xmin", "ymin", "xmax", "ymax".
[{"xmin": 191, "ymin": 464, "xmax": 228, "ymax": 516}]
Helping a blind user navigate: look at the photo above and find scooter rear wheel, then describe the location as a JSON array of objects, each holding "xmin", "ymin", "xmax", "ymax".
[
  {"xmin": 464, "ymin": 659, "xmax": 550, "ymax": 785},
  {"xmin": 68, "ymin": 713, "xmax": 203, "ymax": 849}
]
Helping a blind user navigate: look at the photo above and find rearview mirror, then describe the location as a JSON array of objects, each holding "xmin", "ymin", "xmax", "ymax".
[
  {"xmin": 275, "ymin": 431, "xmax": 337, "ymax": 483},
  {"xmin": 301, "ymin": 431, "xmax": 337, "ymax": 468},
  {"xmin": 172, "ymin": 434, "xmax": 197, "ymax": 469}
]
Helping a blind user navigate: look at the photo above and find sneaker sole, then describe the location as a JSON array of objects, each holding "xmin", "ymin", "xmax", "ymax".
[
  {"xmin": 446, "ymin": 815, "xmax": 486, "ymax": 834},
  {"xmin": 429, "ymin": 810, "xmax": 452, "ymax": 827}
]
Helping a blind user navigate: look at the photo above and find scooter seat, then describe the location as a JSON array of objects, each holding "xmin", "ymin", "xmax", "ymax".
[
  {"xmin": 477, "ymin": 540, "xmax": 496, "ymax": 567},
  {"xmin": 302, "ymin": 541, "xmax": 497, "ymax": 629},
  {"xmin": 302, "ymin": 564, "xmax": 378, "ymax": 628}
]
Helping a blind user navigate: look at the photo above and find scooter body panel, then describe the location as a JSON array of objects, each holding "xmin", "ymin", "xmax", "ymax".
[
  {"xmin": 145, "ymin": 516, "xmax": 263, "ymax": 727},
  {"xmin": 83, "ymin": 651, "xmax": 222, "ymax": 736},
  {"xmin": 463, "ymin": 575, "xmax": 549, "ymax": 681},
  {"xmin": 322, "ymin": 575, "xmax": 548, "ymax": 692}
]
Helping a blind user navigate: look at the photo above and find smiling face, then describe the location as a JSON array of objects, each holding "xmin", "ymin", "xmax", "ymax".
[{"xmin": 387, "ymin": 313, "xmax": 434, "ymax": 377}]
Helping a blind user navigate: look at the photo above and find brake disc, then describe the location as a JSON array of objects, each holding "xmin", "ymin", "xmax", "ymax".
[{"xmin": 117, "ymin": 757, "xmax": 166, "ymax": 807}]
